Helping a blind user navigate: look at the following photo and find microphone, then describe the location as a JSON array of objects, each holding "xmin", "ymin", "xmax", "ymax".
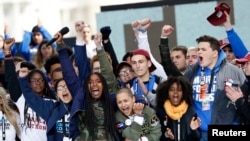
[{"xmin": 46, "ymin": 27, "xmax": 69, "ymax": 46}]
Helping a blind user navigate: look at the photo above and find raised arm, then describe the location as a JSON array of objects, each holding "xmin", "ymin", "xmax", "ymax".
[
  {"xmin": 17, "ymin": 31, "xmax": 32, "ymax": 61},
  {"xmin": 4, "ymin": 38, "xmax": 22, "ymax": 102},
  {"xmin": 132, "ymin": 19, "xmax": 168, "ymax": 80},
  {"xmin": 94, "ymin": 33, "xmax": 120, "ymax": 93},
  {"xmin": 18, "ymin": 76, "xmax": 54, "ymax": 120},
  {"xmin": 100, "ymin": 26, "xmax": 119, "ymax": 75},
  {"xmin": 222, "ymin": 11, "xmax": 248, "ymax": 58},
  {"xmin": 74, "ymin": 20, "xmax": 91, "ymax": 82},
  {"xmin": 159, "ymin": 25, "xmax": 183, "ymax": 77}
]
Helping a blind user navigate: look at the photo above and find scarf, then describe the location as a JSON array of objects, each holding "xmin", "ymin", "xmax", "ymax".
[{"xmin": 164, "ymin": 100, "xmax": 188, "ymax": 120}]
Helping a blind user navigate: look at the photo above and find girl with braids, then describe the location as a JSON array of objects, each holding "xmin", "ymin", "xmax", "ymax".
[
  {"xmin": 0, "ymin": 87, "xmax": 21, "ymax": 141},
  {"xmin": 75, "ymin": 73, "xmax": 119, "ymax": 141},
  {"xmin": 54, "ymin": 30, "xmax": 120, "ymax": 140}
]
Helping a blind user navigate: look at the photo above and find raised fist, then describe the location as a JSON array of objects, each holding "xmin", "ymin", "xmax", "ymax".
[{"xmin": 100, "ymin": 26, "xmax": 111, "ymax": 40}]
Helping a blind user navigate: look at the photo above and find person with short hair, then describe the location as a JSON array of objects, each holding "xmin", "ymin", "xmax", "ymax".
[
  {"xmin": 115, "ymin": 87, "xmax": 161, "ymax": 141},
  {"xmin": 186, "ymin": 47, "xmax": 198, "ymax": 66},
  {"xmin": 184, "ymin": 35, "xmax": 246, "ymax": 141}
]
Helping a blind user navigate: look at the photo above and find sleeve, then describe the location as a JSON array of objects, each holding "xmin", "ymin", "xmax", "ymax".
[
  {"xmin": 235, "ymin": 97, "xmax": 250, "ymax": 122},
  {"xmin": 145, "ymin": 91, "xmax": 156, "ymax": 109},
  {"xmin": 159, "ymin": 37, "xmax": 183, "ymax": 77},
  {"xmin": 39, "ymin": 26, "xmax": 56, "ymax": 48},
  {"xmin": 18, "ymin": 31, "xmax": 32, "ymax": 61},
  {"xmin": 18, "ymin": 76, "xmax": 55, "ymax": 120},
  {"xmin": 57, "ymin": 46, "xmax": 83, "ymax": 98},
  {"xmin": 97, "ymin": 48, "xmax": 120, "ymax": 93},
  {"xmin": 143, "ymin": 106, "xmax": 162, "ymax": 141},
  {"xmin": 156, "ymin": 108, "xmax": 169, "ymax": 140},
  {"xmin": 73, "ymin": 42, "xmax": 91, "ymax": 82},
  {"xmin": 103, "ymin": 39, "xmax": 119, "ymax": 76},
  {"xmin": 226, "ymin": 28, "xmax": 248, "ymax": 58},
  {"xmin": 4, "ymin": 58, "xmax": 22, "ymax": 102},
  {"xmin": 137, "ymin": 31, "xmax": 168, "ymax": 80},
  {"xmin": 115, "ymin": 112, "xmax": 142, "ymax": 140}
]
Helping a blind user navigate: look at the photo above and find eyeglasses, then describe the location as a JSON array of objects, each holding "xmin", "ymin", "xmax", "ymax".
[
  {"xmin": 30, "ymin": 79, "xmax": 44, "ymax": 84},
  {"xmin": 119, "ymin": 69, "xmax": 133, "ymax": 76},
  {"xmin": 57, "ymin": 85, "xmax": 68, "ymax": 91}
]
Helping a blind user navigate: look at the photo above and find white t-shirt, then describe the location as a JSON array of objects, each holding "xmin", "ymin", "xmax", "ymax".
[
  {"xmin": 86, "ymin": 40, "xmax": 97, "ymax": 59},
  {"xmin": 16, "ymin": 95, "xmax": 48, "ymax": 141},
  {"xmin": 0, "ymin": 111, "xmax": 21, "ymax": 141}
]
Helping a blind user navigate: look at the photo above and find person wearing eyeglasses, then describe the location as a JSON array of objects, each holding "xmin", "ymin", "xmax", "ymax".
[
  {"xmin": 116, "ymin": 61, "xmax": 136, "ymax": 88},
  {"xmin": 4, "ymin": 38, "xmax": 55, "ymax": 141},
  {"xmin": 19, "ymin": 68, "xmax": 74, "ymax": 141}
]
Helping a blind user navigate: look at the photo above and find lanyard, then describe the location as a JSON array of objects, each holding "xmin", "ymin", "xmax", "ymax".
[
  {"xmin": 200, "ymin": 67, "xmax": 205, "ymax": 85},
  {"xmin": 2, "ymin": 113, "xmax": 5, "ymax": 141},
  {"xmin": 200, "ymin": 67, "xmax": 215, "ymax": 94},
  {"xmin": 62, "ymin": 116, "xmax": 69, "ymax": 137},
  {"xmin": 133, "ymin": 75, "xmax": 155, "ymax": 95}
]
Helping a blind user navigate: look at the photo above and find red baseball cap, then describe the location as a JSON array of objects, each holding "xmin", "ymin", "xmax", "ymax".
[
  {"xmin": 132, "ymin": 49, "xmax": 156, "ymax": 72},
  {"xmin": 219, "ymin": 38, "xmax": 230, "ymax": 49},
  {"xmin": 207, "ymin": 2, "xmax": 230, "ymax": 26},
  {"xmin": 236, "ymin": 52, "xmax": 250, "ymax": 64}
]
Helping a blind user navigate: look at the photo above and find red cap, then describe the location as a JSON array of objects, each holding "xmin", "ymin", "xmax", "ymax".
[
  {"xmin": 236, "ymin": 52, "xmax": 250, "ymax": 64},
  {"xmin": 207, "ymin": 2, "xmax": 230, "ymax": 26},
  {"xmin": 219, "ymin": 38, "xmax": 230, "ymax": 49},
  {"xmin": 132, "ymin": 49, "xmax": 156, "ymax": 72}
]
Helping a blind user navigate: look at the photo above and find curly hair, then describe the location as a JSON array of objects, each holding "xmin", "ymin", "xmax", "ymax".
[{"xmin": 156, "ymin": 76, "xmax": 193, "ymax": 109}]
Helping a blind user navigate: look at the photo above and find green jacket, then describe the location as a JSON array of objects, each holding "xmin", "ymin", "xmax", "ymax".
[
  {"xmin": 115, "ymin": 106, "xmax": 162, "ymax": 141},
  {"xmin": 75, "ymin": 101, "xmax": 113, "ymax": 141},
  {"xmin": 97, "ymin": 48, "xmax": 120, "ymax": 93}
]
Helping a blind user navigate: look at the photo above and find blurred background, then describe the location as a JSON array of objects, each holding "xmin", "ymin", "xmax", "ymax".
[{"xmin": 1, "ymin": 0, "xmax": 249, "ymax": 61}]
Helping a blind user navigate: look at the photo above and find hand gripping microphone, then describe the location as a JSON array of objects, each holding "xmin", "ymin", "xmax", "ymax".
[{"xmin": 46, "ymin": 27, "xmax": 69, "ymax": 46}]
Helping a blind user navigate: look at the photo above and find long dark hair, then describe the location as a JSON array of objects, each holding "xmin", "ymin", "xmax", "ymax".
[
  {"xmin": 83, "ymin": 72, "xmax": 117, "ymax": 140},
  {"xmin": 156, "ymin": 76, "xmax": 193, "ymax": 109}
]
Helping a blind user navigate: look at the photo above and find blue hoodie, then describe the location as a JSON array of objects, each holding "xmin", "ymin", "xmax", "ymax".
[
  {"xmin": 18, "ymin": 77, "xmax": 72, "ymax": 141},
  {"xmin": 192, "ymin": 50, "xmax": 226, "ymax": 131},
  {"xmin": 18, "ymin": 26, "xmax": 53, "ymax": 61}
]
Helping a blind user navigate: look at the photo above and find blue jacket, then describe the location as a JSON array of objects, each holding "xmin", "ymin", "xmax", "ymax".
[
  {"xmin": 57, "ymin": 43, "xmax": 90, "ymax": 140},
  {"xmin": 18, "ymin": 26, "xmax": 53, "ymax": 61},
  {"xmin": 0, "ymin": 34, "xmax": 17, "ymax": 60},
  {"xmin": 227, "ymin": 28, "xmax": 248, "ymax": 58},
  {"xmin": 18, "ymin": 77, "xmax": 71, "ymax": 141},
  {"xmin": 184, "ymin": 50, "xmax": 246, "ymax": 131}
]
